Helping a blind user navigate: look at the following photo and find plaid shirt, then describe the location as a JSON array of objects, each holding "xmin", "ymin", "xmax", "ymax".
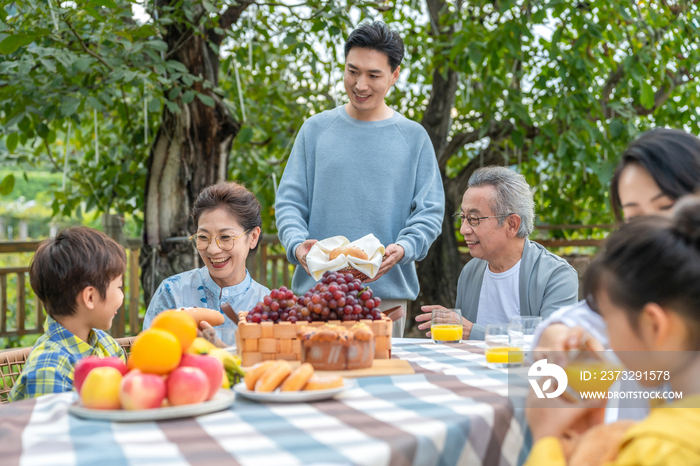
[{"xmin": 9, "ymin": 316, "xmax": 126, "ymax": 402}]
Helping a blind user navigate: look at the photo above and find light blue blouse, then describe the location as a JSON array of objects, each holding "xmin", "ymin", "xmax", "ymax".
[{"xmin": 143, "ymin": 267, "xmax": 270, "ymax": 346}]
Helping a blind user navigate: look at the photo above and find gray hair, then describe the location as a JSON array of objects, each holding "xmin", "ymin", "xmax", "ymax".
[{"xmin": 468, "ymin": 166, "xmax": 535, "ymax": 238}]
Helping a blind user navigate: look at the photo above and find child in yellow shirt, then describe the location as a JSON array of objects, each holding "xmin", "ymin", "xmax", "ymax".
[{"xmin": 525, "ymin": 196, "xmax": 700, "ymax": 465}]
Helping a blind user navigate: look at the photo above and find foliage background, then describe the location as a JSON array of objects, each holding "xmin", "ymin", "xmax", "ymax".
[{"xmin": 0, "ymin": 0, "xmax": 699, "ymax": 342}]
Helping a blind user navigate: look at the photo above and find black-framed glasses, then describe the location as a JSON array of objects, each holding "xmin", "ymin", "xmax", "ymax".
[
  {"xmin": 452, "ymin": 212, "xmax": 513, "ymax": 227},
  {"xmin": 188, "ymin": 230, "xmax": 250, "ymax": 251}
]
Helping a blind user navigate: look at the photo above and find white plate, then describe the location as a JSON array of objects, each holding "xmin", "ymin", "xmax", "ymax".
[
  {"xmin": 68, "ymin": 389, "xmax": 235, "ymax": 422},
  {"xmin": 233, "ymin": 379, "xmax": 355, "ymax": 403}
]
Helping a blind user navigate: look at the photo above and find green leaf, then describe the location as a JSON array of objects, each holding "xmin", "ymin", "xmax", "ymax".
[
  {"xmin": 61, "ymin": 97, "xmax": 81, "ymax": 116},
  {"xmin": 5, "ymin": 133, "xmax": 18, "ymax": 152},
  {"xmin": 148, "ymin": 98, "xmax": 160, "ymax": 112},
  {"xmin": 92, "ymin": 0, "xmax": 119, "ymax": 9},
  {"xmin": 165, "ymin": 100, "xmax": 180, "ymax": 113},
  {"xmin": 202, "ymin": 0, "xmax": 218, "ymax": 13},
  {"xmin": 238, "ymin": 126, "xmax": 253, "ymax": 144},
  {"xmin": 182, "ymin": 90, "xmax": 195, "ymax": 104},
  {"xmin": 74, "ymin": 57, "xmax": 93, "ymax": 72},
  {"xmin": 511, "ymin": 130, "xmax": 524, "ymax": 148},
  {"xmin": 197, "ymin": 93, "xmax": 215, "ymax": 107},
  {"xmin": 149, "ymin": 40, "xmax": 168, "ymax": 52},
  {"xmin": 283, "ymin": 35, "xmax": 297, "ymax": 46},
  {"xmin": 166, "ymin": 60, "xmax": 189, "ymax": 73},
  {"xmin": 0, "ymin": 174, "xmax": 14, "ymax": 196},
  {"xmin": 609, "ymin": 119, "xmax": 625, "ymax": 138},
  {"xmin": 35, "ymin": 123, "xmax": 49, "ymax": 139},
  {"xmin": 168, "ymin": 86, "xmax": 182, "ymax": 100},
  {"xmin": 640, "ymin": 82, "xmax": 655, "ymax": 109},
  {"xmin": 40, "ymin": 58, "xmax": 56, "ymax": 73},
  {"xmin": 556, "ymin": 140, "xmax": 568, "ymax": 158},
  {"xmin": 0, "ymin": 34, "xmax": 35, "ymax": 54}
]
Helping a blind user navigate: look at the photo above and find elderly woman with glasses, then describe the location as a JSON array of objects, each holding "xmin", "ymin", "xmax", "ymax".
[
  {"xmin": 416, "ymin": 166, "xmax": 579, "ymax": 340},
  {"xmin": 143, "ymin": 181, "xmax": 270, "ymax": 346}
]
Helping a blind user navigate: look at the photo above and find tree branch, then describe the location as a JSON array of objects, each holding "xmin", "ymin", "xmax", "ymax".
[
  {"xmin": 219, "ymin": 3, "xmax": 251, "ymax": 31},
  {"xmin": 65, "ymin": 20, "xmax": 114, "ymax": 71},
  {"xmin": 633, "ymin": 70, "xmax": 692, "ymax": 116}
]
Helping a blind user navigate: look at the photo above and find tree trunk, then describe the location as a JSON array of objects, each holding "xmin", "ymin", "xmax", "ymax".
[
  {"xmin": 411, "ymin": 0, "xmax": 462, "ymax": 329},
  {"xmin": 140, "ymin": 2, "xmax": 247, "ymax": 308}
]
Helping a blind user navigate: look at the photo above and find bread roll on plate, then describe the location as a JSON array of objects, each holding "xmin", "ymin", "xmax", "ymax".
[
  {"xmin": 174, "ymin": 307, "xmax": 225, "ymax": 326},
  {"xmin": 329, "ymin": 245, "xmax": 368, "ymax": 261}
]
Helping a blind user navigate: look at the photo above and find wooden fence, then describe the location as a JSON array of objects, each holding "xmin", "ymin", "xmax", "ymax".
[
  {"xmin": 0, "ymin": 236, "xmax": 294, "ymax": 343},
  {"xmin": 0, "ymin": 226, "xmax": 609, "ymax": 343}
]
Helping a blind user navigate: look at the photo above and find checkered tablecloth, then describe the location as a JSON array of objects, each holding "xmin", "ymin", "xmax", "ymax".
[{"xmin": 0, "ymin": 339, "xmax": 531, "ymax": 466}]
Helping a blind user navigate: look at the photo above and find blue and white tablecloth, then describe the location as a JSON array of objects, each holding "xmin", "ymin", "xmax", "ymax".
[{"xmin": 0, "ymin": 339, "xmax": 531, "ymax": 466}]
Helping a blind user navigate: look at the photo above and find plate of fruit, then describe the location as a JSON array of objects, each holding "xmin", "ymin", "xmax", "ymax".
[
  {"xmin": 68, "ymin": 310, "xmax": 244, "ymax": 422},
  {"xmin": 233, "ymin": 360, "xmax": 355, "ymax": 403}
]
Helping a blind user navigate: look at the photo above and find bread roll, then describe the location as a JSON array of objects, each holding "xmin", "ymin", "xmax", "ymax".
[
  {"xmin": 329, "ymin": 245, "xmax": 368, "ymax": 261},
  {"xmin": 280, "ymin": 363, "xmax": 315, "ymax": 392},
  {"xmin": 255, "ymin": 361, "xmax": 292, "ymax": 392},
  {"xmin": 304, "ymin": 375, "xmax": 344, "ymax": 391},
  {"xmin": 175, "ymin": 307, "xmax": 225, "ymax": 327},
  {"xmin": 244, "ymin": 361, "xmax": 277, "ymax": 390}
]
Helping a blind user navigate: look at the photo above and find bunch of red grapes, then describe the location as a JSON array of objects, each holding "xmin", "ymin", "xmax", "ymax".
[
  {"xmin": 246, "ymin": 271, "xmax": 382, "ymax": 324},
  {"xmin": 301, "ymin": 271, "xmax": 381, "ymax": 322},
  {"xmin": 246, "ymin": 286, "xmax": 298, "ymax": 324}
]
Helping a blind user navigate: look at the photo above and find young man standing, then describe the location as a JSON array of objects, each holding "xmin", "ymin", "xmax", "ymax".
[{"xmin": 275, "ymin": 21, "xmax": 445, "ymax": 336}]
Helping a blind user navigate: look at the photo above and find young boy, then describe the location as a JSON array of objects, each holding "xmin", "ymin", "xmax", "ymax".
[{"xmin": 9, "ymin": 227, "xmax": 127, "ymax": 401}]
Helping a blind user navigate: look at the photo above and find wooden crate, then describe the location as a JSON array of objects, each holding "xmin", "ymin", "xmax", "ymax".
[{"xmin": 235, "ymin": 312, "xmax": 392, "ymax": 367}]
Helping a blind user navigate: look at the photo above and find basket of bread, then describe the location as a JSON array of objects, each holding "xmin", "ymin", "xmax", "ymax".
[{"xmin": 306, "ymin": 234, "xmax": 385, "ymax": 282}]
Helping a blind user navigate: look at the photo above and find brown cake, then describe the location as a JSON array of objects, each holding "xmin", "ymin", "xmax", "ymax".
[{"xmin": 299, "ymin": 323, "xmax": 375, "ymax": 370}]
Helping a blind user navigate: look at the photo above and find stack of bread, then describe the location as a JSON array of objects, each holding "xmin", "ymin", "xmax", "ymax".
[
  {"xmin": 244, "ymin": 361, "xmax": 343, "ymax": 392},
  {"xmin": 299, "ymin": 322, "xmax": 375, "ymax": 370}
]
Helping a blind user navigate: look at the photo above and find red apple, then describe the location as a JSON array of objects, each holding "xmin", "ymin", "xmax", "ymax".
[
  {"xmin": 74, "ymin": 356, "xmax": 128, "ymax": 393},
  {"xmin": 166, "ymin": 367, "xmax": 209, "ymax": 406},
  {"xmin": 179, "ymin": 353, "xmax": 223, "ymax": 400},
  {"xmin": 119, "ymin": 370, "xmax": 167, "ymax": 410}
]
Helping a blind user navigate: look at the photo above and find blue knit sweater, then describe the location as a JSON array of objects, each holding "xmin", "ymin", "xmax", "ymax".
[{"xmin": 275, "ymin": 105, "xmax": 445, "ymax": 300}]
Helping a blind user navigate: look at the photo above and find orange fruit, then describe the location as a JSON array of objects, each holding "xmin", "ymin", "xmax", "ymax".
[
  {"xmin": 129, "ymin": 328, "xmax": 181, "ymax": 375},
  {"xmin": 151, "ymin": 310, "xmax": 198, "ymax": 352}
]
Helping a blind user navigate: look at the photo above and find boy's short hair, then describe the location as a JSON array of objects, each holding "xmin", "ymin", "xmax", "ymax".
[
  {"xmin": 30, "ymin": 227, "xmax": 126, "ymax": 318},
  {"xmin": 344, "ymin": 21, "xmax": 404, "ymax": 72}
]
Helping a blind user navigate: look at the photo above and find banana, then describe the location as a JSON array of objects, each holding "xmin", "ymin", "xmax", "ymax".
[
  {"xmin": 209, "ymin": 348, "xmax": 246, "ymax": 378},
  {"xmin": 221, "ymin": 371, "xmax": 231, "ymax": 389},
  {"xmin": 186, "ymin": 337, "xmax": 217, "ymax": 355}
]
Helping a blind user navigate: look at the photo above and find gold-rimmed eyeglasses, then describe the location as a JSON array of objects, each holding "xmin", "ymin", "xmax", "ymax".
[
  {"xmin": 188, "ymin": 230, "xmax": 250, "ymax": 251},
  {"xmin": 452, "ymin": 212, "xmax": 513, "ymax": 227}
]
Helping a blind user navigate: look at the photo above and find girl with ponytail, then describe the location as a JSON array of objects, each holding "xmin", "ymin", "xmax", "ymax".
[{"xmin": 525, "ymin": 196, "xmax": 700, "ymax": 465}]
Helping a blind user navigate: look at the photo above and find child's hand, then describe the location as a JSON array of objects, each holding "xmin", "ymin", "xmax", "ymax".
[
  {"xmin": 197, "ymin": 321, "xmax": 227, "ymax": 348},
  {"xmin": 533, "ymin": 325, "xmax": 605, "ymax": 367},
  {"xmin": 525, "ymin": 382, "xmax": 606, "ymax": 443}
]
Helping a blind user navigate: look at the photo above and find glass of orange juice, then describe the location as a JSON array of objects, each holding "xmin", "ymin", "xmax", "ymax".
[
  {"xmin": 431, "ymin": 308, "xmax": 463, "ymax": 344},
  {"xmin": 565, "ymin": 353, "xmax": 623, "ymax": 395},
  {"xmin": 485, "ymin": 323, "xmax": 524, "ymax": 368}
]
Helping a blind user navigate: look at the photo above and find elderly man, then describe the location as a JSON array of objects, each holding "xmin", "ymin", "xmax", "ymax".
[{"xmin": 417, "ymin": 166, "xmax": 578, "ymax": 340}]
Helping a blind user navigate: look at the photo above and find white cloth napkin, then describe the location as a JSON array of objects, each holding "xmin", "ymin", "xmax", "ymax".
[{"xmin": 306, "ymin": 234, "xmax": 385, "ymax": 281}]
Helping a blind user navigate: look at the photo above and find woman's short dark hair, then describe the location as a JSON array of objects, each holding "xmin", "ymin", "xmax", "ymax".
[
  {"xmin": 30, "ymin": 227, "xmax": 126, "ymax": 318},
  {"xmin": 344, "ymin": 21, "xmax": 404, "ymax": 72},
  {"xmin": 584, "ymin": 195, "xmax": 700, "ymax": 346},
  {"xmin": 610, "ymin": 128, "xmax": 700, "ymax": 220},
  {"xmin": 192, "ymin": 181, "xmax": 262, "ymax": 252}
]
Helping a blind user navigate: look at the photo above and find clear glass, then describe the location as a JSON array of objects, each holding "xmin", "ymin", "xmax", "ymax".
[
  {"xmin": 431, "ymin": 308, "xmax": 463, "ymax": 344},
  {"xmin": 485, "ymin": 323, "xmax": 524, "ymax": 368},
  {"xmin": 509, "ymin": 316, "xmax": 542, "ymax": 347}
]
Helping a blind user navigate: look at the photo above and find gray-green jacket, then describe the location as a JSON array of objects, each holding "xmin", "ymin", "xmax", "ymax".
[{"xmin": 456, "ymin": 239, "xmax": 579, "ymax": 340}]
